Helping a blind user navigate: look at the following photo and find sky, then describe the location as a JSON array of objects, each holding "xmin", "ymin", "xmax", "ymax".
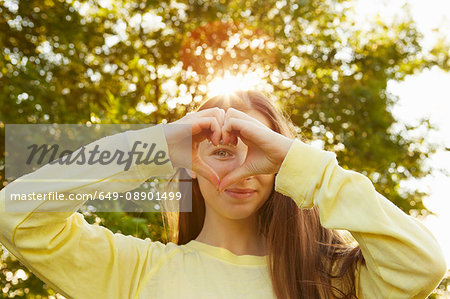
[{"xmin": 354, "ymin": 0, "xmax": 450, "ymax": 269}]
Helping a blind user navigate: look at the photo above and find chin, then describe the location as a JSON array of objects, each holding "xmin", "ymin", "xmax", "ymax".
[
  {"xmin": 224, "ymin": 210, "xmax": 258, "ymax": 220},
  {"xmin": 201, "ymin": 188, "xmax": 270, "ymax": 221},
  {"xmin": 217, "ymin": 201, "xmax": 262, "ymax": 221}
]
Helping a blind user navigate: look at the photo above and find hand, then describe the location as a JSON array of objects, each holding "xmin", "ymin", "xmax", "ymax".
[
  {"xmin": 218, "ymin": 108, "xmax": 294, "ymax": 191},
  {"xmin": 163, "ymin": 107, "xmax": 225, "ymax": 187}
]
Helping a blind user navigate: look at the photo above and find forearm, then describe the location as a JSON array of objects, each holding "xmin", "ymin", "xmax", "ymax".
[
  {"xmin": 1, "ymin": 124, "xmax": 173, "ymax": 233},
  {"xmin": 274, "ymin": 139, "xmax": 447, "ymax": 298},
  {"xmin": 0, "ymin": 123, "xmax": 175, "ymax": 298}
]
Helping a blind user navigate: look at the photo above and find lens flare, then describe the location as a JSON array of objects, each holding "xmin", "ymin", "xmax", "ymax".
[{"xmin": 207, "ymin": 71, "xmax": 265, "ymax": 97}]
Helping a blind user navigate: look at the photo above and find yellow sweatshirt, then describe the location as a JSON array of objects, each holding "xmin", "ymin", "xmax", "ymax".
[{"xmin": 0, "ymin": 124, "xmax": 447, "ymax": 299}]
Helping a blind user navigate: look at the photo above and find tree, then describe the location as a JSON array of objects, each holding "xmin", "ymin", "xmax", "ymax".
[{"xmin": 1, "ymin": 0, "xmax": 449, "ymax": 297}]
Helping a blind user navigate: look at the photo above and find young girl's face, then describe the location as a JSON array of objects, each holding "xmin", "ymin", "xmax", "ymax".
[{"xmin": 196, "ymin": 110, "xmax": 275, "ymax": 221}]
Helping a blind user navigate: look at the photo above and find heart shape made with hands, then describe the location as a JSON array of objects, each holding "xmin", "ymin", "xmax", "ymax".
[
  {"xmin": 187, "ymin": 124, "xmax": 238, "ymax": 189},
  {"xmin": 188, "ymin": 108, "xmax": 292, "ymax": 192}
]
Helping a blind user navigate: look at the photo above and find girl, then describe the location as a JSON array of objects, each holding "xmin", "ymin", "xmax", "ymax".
[{"xmin": 0, "ymin": 90, "xmax": 447, "ymax": 299}]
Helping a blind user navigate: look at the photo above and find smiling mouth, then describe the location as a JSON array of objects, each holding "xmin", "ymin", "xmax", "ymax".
[{"xmin": 224, "ymin": 189, "xmax": 256, "ymax": 199}]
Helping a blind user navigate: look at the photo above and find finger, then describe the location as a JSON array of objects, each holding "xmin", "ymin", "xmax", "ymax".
[
  {"xmin": 222, "ymin": 117, "xmax": 254, "ymax": 144},
  {"xmin": 230, "ymin": 132, "xmax": 238, "ymax": 146},
  {"xmin": 191, "ymin": 107, "xmax": 225, "ymax": 127},
  {"xmin": 192, "ymin": 157, "xmax": 220, "ymax": 187},
  {"xmin": 208, "ymin": 117, "xmax": 222, "ymax": 145},
  {"xmin": 221, "ymin": 126, "xmax": 238, "ymax": 146},
  {"xmin": 192, "ymin": 117, "xmax": 222, "ymax": 145},
  {"xmin": 223, "ymin": 108, "xmax": 269, "ymax": 146},
  {"xmin": 219, "ymin": 107, "xmax": 225, "ymax": 127},
  {"xmin": 225, "ymin": 107, "xmax": 267, "ymax": 127},
  {"xmin": 218, "ymin": 166, "xmax": 252, "ymax": 192}
]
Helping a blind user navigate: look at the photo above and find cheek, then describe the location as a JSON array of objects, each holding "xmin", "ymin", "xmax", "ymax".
[
  {"xmin": 202, "ymin": 155, "xmax": 246, "ymax": 179},
  {"xmin": 197, "ymin": 176, "xmax": 217, "ymax": 198},
  {"xmin": 260, "ymin": 175, "xmax": 275, "ymax": 193}
]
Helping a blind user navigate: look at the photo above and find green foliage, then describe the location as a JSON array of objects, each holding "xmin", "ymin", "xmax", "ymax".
[
  {"xmin": 1, "ymin": 0, "xmax": 449, "ymax": 297},
  {"xmin": 428, "ymin": 273, "xmax": 450, "ymax": 299}
]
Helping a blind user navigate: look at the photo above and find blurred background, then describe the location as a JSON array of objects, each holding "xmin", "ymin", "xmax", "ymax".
[{"xmin": 0, "ymin": 0, "xmax": 449, "ymax": 297}]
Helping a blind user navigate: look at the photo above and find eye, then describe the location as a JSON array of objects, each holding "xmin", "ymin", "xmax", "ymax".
[{"xmin": 212, "ymin": 148, "xmax": 233, "ymax": 159}]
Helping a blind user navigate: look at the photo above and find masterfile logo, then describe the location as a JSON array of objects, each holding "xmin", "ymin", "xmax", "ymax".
[
  {"xmin": 27, "ymin": 140, "xmax": 170, "ymax": 171},
  {"xmin": 5, "ymin": 124, "xmax": 176, "ymax": 179},
  {"xmin": 4, "ymin": 124, "xmax": 193, "ymax": 213}
]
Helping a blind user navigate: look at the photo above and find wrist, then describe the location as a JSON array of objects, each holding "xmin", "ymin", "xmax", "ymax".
[
  {"xmin": 162, "ymin": 122, "xmax": 190, "ymax": 169},
  {"xmin": 275, "ymin": 136, "xmax": 294, "ymax": 173}
]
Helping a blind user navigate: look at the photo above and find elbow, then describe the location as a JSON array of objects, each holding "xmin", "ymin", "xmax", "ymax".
[
  {"xmin": 415, "ymin": 247, "xmax": 448, "ymax": 297},
  {"xmin": 429, "ymin": 243, "xmax": 448, "ymax": 284},
  {"xmin": 429, "ymin": 253, "xmax": 448, "ymax": 287}
]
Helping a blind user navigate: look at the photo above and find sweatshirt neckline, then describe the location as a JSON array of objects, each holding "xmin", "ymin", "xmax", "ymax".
[{"xmin": 184, "ymin": 240, "xmax": 268, "ymax": 266}]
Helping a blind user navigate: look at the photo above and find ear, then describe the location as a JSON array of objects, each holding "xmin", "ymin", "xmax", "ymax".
[{"xmin": 185, "ymin": 168, "xmax": 197, "ymax": 179}]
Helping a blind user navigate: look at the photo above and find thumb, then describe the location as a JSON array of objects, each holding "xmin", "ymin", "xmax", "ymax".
[
  {"xmin": 193, "ymin": 158, "xmax": 220, "ymax": 187},
  {"xmin": 218, "ymin": 165, "xmax": 252, "ymax": 192}
]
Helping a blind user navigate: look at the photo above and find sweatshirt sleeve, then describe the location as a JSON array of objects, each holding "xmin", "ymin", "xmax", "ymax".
[
  {"xmin": 274, "ymin": 139, "xmax": 447, "ymax": 299},
  {"xmin": 0, "ymin": 124, "xmax": 175, "ymax": 299}
]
